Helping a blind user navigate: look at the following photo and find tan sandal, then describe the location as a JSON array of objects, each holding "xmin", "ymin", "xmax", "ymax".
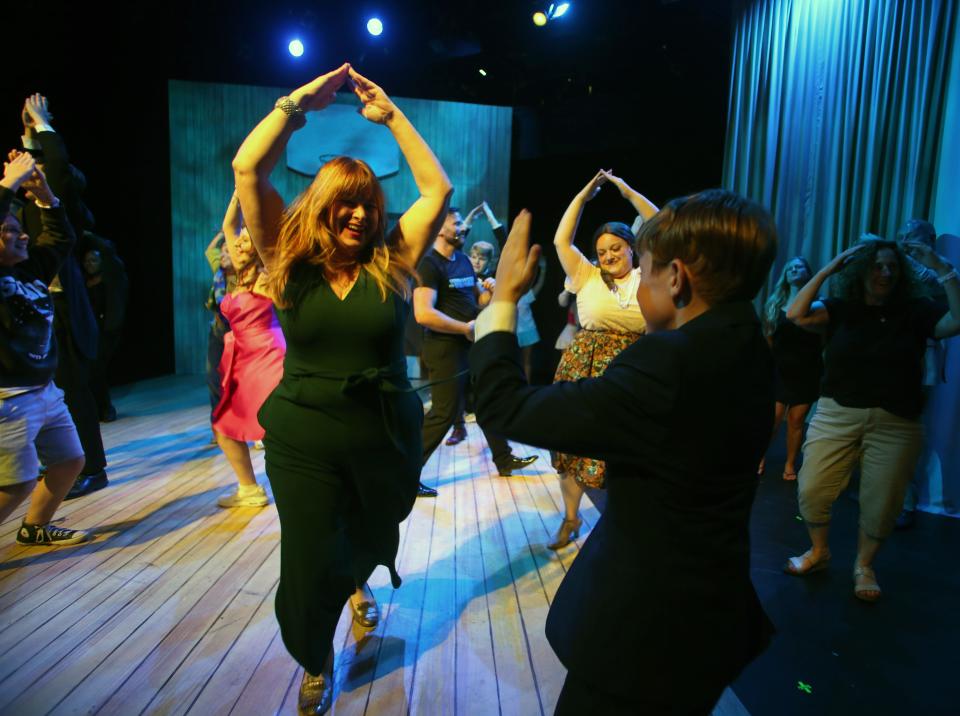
[
  {"xmin": 853, "ymin": 565, "xmax": 881, "ymax": 602},
  {"xmin": 784, "ymin": 549, "xmax": 830, "ymax": 575},
  {"xmin": 548, "ymin": 518, "xmax": 582, "ymax": 550}
]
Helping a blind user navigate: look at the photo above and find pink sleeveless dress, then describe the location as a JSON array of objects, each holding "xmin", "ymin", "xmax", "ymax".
[{"xmin": 211, "ymin": 291, "xmax": 286, "ymax": 441}]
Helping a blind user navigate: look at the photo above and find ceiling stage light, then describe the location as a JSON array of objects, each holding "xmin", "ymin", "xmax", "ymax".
[
  {"xmin": 367, "ymin": 18, "xmax": 384, "ymax": 36},
  {"xmin": 533, "ymin": 11, "xmax": 547, "ymax": 26},
  {"xmin": 479, "ymin": 68, "xmax": 487, "ymax": 76},
  {"xmin": 288, "ymin": 39, "xmax": 304, "ymax": 57},
  {"xmin": 554, "ymin": 2, "xmax": 571, "ymax": 17}
]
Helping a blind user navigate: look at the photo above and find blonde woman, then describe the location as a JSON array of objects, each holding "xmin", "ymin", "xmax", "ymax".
[
  {"xmin": 759, "ymin": 256, "xmax": 822, "ymax": 480},
  {"xmin": 211, "ymin": 193, "xmax": 284, "ymax": 508},
  {"xmin": 233, "ymin": 63, "xmax": 452, "ymax": 714}
]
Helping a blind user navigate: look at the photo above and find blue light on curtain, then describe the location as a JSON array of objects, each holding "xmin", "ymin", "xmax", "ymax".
[
  {"xmin": 724, "ymin": 0, "xmax": 955, "ymax": 270},
  {"xmin": 723, "ymin": 0, "xmax": 960, "ymax": 515}
]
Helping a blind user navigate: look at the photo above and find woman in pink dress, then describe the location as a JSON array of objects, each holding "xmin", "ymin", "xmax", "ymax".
[{"xmin": 212, "ymin": 192, "xmax": 286, "ymax": 507}]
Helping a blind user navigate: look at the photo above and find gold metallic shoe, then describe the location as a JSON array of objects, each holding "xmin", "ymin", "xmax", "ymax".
[
  {"xmin": 350, "ymin": 597, "xmax": 380, "ymax": 628},
  {"xmin": 548, "ymin": 518, "xmax": 582, "ymax": 550},
  {"xmin": 298, "ymin": 669, "xmax": 332, "ymax": 716}
]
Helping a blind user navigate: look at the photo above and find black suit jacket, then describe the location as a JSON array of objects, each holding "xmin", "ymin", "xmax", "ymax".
[
  {"xmin": 470, "ymin": 301, "xmax": 775, "ymax": 705},
  {"xmin": 21, "ymin": 130, "xmax": 99, "ymax": 360}
]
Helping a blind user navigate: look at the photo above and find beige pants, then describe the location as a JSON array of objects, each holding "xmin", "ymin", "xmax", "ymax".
[{"xmin": 798, "ymin": 397, "xmax": 923, "ymax": 539}]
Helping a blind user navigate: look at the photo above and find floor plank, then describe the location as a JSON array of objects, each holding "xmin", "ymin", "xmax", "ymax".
[{"xmin": 0, "ymin": 376, "xmax": 748, "ymax": 716}]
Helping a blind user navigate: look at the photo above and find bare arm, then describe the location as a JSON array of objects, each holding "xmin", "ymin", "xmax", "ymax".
[
  {"xmin": 205, "ymin": 231, "xmax": 225, "ymax": 273},
  {"xmin": 786, "ymin": 245, "xmax": 865, "ymax": 333},
  {"xmin": 348, "ymin": 67, "xmax": 453, "ymax": 265},
  {"xmin": 233, "ymin": 64, "xmax": 351, "ymax": 270},
  {"xmin": 554, "ymin": 171, "xmax": 604, "ymax": 279},
  {"xmin": 220, "ymin": 193, "xmax": 245, "ymax": 270},
  {"xmin": 414, "ymin": 286, "xmax": 475, "ymax": 340}
]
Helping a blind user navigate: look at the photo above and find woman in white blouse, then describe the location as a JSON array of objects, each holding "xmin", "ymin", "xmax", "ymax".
[{"xmin": 548, "ymin": 170, "xmax": 658, "ymax": 549}]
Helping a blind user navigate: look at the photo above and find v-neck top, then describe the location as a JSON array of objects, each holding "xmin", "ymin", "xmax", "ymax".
[{"xmin": 277, "ymin": 267, "xmax": 410, "ymax": 381}]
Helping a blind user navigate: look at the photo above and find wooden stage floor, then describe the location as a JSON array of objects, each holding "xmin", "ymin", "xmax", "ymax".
[{"xmin": 0, "ymin": 376, "xmax": 748, "ymax": 715}]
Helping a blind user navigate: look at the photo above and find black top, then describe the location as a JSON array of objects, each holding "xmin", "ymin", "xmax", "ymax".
[
  {"xmin": 0, "ymin": 186, "xmax": 75, "ymax": 388},
  {"xmin": 821, "ymin": 297, "xmax": 946, "ymax": 419},
  {"xmin": 470, "ymin": 301, "xmax": 774, "ymax": 705},
  {"xmin": 771, "ymin": 310, "xmax": 823, "ymax": 404},
  {"xmin": 20, "ymin": 130, "xmax": 99, "ymax": 360},
  {"xmin": 417, "ymin": 248, "xmax": 477, "ymax": 338}
]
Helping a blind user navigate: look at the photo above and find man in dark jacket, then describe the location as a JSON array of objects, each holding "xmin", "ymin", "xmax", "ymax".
[
  {"xmin": 0, "ymin": 153, "xmax": 90, "ymax": 545},
  {"xmin": 470, "ymin": 194, "xmax": 777, "ymax": 714},
  {"xmin": 20, "ymin": 93, "xmax": 107, "ymax": 498}
]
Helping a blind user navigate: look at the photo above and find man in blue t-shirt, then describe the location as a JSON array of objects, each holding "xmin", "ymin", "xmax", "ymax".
[{"xmin": 413, "ymin": 207, "xmax": 537, "ymax": 497}]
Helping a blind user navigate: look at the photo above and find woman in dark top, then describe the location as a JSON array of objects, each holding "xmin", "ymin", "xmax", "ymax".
[
  {"xmin": 233, "ymin": 63, "xmax": 452, "ymax": 714},
  {"xmin": 785, "ymin": 239, "xmax": 960, "ymax": 601},
  {"xmin": 760, "ymin": 257, "xmax": 823, "ymax": 480}
]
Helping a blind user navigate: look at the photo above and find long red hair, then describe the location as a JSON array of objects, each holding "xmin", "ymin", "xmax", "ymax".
[{"xmin": 267, "ymin": 156, "xmax": 416, "ymax": 307}]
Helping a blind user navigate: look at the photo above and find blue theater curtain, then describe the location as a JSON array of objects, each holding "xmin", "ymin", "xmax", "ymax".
[{"xmin": 723, "ymin": 0, "xmax": 960, "ymax": 514}]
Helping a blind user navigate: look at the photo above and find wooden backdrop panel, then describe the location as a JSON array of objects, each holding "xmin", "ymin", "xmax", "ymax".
[{"xmin": 169, "ymin": 80, "xmax": 512, "ymax": 375}]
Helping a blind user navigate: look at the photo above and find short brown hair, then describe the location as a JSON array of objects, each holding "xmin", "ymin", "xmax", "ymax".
[{"xmin": 636, "ymin": 189, "xmax": 778, "ymax": 304}]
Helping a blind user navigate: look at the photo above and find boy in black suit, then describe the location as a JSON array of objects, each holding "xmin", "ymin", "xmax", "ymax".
[{"xmin": 470, "ymin": 191, "xmax": 778, "ymax": 714}]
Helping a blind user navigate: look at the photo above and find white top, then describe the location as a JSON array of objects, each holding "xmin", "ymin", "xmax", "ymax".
[{"xmin": 565, "ymin": 258, "xmax": 646, "ymax": 333}]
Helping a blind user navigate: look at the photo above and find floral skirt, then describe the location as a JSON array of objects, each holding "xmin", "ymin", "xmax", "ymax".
[{"xmin": 551, "ymin": 328, "xmax": 642, "ymax": 488}]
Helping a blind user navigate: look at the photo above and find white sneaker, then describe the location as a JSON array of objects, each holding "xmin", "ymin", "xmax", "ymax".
[{"xmin": 217, "ymin": 484, "xmax": 269, "ymax": 508}]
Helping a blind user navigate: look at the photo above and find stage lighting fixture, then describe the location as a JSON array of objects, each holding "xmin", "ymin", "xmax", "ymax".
[
  {"xmin": 367, "ymin": 17, "xmax": 384, "ymax": 36},
  {"xmin": 479, "ymin": 68, "xmax": 487, "ymax": 76},
  {"xmin": 533, "ymin": 11, "xmax": 547, "ymax": 26},
  {"xmin": 554, "ymin": 2, "xmax": 571, "ymax": 17},
  {"xmin": 288, "ymin": 39, "xmax": 304, "ymax": 57}
]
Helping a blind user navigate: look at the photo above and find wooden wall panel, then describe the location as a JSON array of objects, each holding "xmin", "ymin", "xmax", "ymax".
[{"xmin": 169, "ymin": 80, "xmax": 512, "ymax": 375}]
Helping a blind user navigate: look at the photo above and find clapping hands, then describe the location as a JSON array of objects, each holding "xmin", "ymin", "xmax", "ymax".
[{"xmin": 2, "ymin": 150, "xmax": 54, "ymax": 204}]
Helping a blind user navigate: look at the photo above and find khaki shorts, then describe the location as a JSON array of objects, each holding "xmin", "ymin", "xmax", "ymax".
[
  {"xmin": 798, "ymin": 397, "xmax": 923, "ymax": 539},
  {"xmin": 0, "ymin": 382, "xmax": 84, "ymax": 486}
]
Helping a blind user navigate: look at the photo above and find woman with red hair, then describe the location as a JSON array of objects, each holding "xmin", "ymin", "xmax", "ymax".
[{"xmin": 233, "ymin": 63, "xmax": 452, "ymax": 714}]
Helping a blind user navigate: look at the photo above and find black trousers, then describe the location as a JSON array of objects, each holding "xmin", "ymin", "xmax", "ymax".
[
  {"xmin": 421, "ymin": 336, "xmax": 511, "ymax": 467},
  {"xmin": 90, "ymin": 328, "xmax": 121, "ymax": 415},
  {"xmin": 555, "ymin": 670, "xmax": 723, "ymax": 716},
  {"xmin": 53, "ymin": 301, "xmax": 106, "ymax": 476}
]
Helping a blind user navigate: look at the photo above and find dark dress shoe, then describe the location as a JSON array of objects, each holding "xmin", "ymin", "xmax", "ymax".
[
  {"xmin": 496, "ymin": 454, "xmax": 538, "ymax": 477},
  {"xmin": 64, "ymin": 471, "xmax": 109, "ymax": 500},
  {"xmin": 445, "ymin": 424, "xmax": 467, "ymax": 446},
  {"xmin": 417, "ymin": 482, "xmax": 438, "ymax": 498},
  {"xmin": 298, "ymin": 669, "xmax": 333, "ymax": 715}
]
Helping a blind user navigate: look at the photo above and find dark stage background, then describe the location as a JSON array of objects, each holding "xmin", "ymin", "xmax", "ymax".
[{"xmin": 5, "ymin": 0, "xmax": 732, "ymax": 386}]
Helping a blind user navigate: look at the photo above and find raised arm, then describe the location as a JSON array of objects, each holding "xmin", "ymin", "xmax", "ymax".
[
  {"xmin": 904, "ymin": 242, "xmax": 960, "ymax": 339},
  {"xmin": 349, "ymin": 67, "xmax": 452, "ymax": 265},
  {"xmin": 600, "ymin": 170, "xmax": 659, "ymax": 222},
  {"xmin": 1, "ymin": 154, "xmax": 73, "ymax": 281},
  {"xmin": 786, "ymin": 244, "xmax": 865, "ymax": 333},
  {"xmin": 554, "ymin": 172, "xmax": 604, "ymax": 279},
  {"xmin": 205, "ymin": 231, "xmax": 225, "ymax": 273},
  {"xmin": 220, "ymin": 192, "xmax": 246, "ymax": 270},
  {"xmin": 233, "ymin": 64, "xmax": 351, "ymax": 269}
]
